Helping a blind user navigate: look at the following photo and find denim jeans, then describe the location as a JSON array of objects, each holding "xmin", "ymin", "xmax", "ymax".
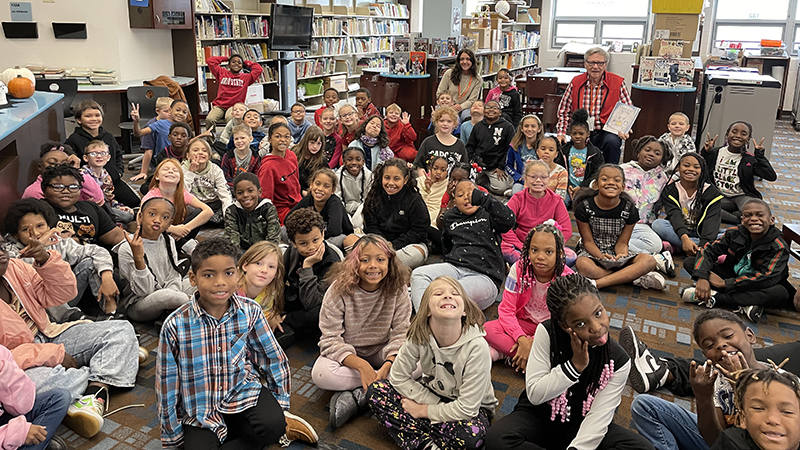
[
  {"xmin": 410, "ymin": 263, "xmax": 498, "ymax": 311},
  {"xmin": 0, "ymin": 388, "xmax": 71, "ymax": 450},
  {"xmin": 628, "ymin": 223, "xmax": 663, "ymax": 254},
  {"xmin": 25, "ymin": 365, "xmax": 89, "ymax": 401},
  {"xmin": 46, "ymin": 259, "xmax": 99, "ymax": 323},
  {"xmin": 651, "ymin": 219, "xmax": 700, "ymax": 249},
  {"xmin": 630, "ymin": 394, "xmax": 709, "ymax": 450},
  {"xmin": 34, "ymin": 321, "xmax": 139, "ymax": 388}
]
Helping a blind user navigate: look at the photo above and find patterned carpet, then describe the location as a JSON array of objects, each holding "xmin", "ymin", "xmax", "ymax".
[{"xmin": 57, "ymin": 119, "xmax": 800, "ymax": 449}]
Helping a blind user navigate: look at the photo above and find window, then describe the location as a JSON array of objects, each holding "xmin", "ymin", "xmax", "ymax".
[
  {"xmin": 712, "ymin": 0, "xmax": 798, "ymax": 53},
  {"xmin": 551, "ymin": 0, "xmax": 650, "ymax": 50}
]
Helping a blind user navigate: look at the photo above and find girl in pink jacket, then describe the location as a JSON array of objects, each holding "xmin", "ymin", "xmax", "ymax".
[
  {"xmin": 501, "ymin": 161, "xmax": 575, "ymax": 265},
  {"xmin": 485, "ymin": 224, "xmax": 573, "ymax": 372},
  {"xmin": 0, "ymin": 344, "xmax": 70, "ymax": 450}
]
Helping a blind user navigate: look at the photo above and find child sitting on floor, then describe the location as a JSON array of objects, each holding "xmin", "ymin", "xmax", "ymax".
[
  {"xmin": 506, "ymin": 115, "xmax": 544, "ymax": 196},
  {"xmin": 355, "ymin": 88, "xmax": 380, "ymax": 120},
  {"xmin": 658, "ymin": 111, "xmax": 696, "ymax": 174},
  {"xmin": 132, "ymin": 97, "xmax": 172, "ymax": 182},
  {"xmin": 334, "ymin": 146, "xmax": 372, "ymax": 230},
  {"xmin": 227, "ymin": 109, "xmax": 266, "ymax": 154},
  {"xmin": 417, "ymin": 155, "xmax": 450, "ymax": 253},
  {"xmin": 258, "ymin": 122, "xmax": 301, "ymax": 224},
  {"xmin": 182, "ymin": 138, "xmax": 233, "ymax": 225},
  {"xmin": 537, "ymin": 136, "xmax": 569, "ymax": 200},
  {"xmin": 23, "ymin": 141, "xmax": 103, "ymax": 206},
  {"xmin": 293, "ymin": 126, "xmax": 328, "ymax": 194},
  {"xmin": 485, "ymin": 68, "xmax": 522, "ymax": 127},
  {"xmin": 349, "ymin": 116, "xmax": 394, "ymax": 171},
  {"xmin": 288, "ymin": 103, "xmax": 313, "ymax": 142},
  {"xmin": 315, "ymin": 88, "xmax": 339, "ymax": 127},
  {"xmin": 81, "ymin": 140, "xmax": 135, "ymax": 224},
  {"xmin": 555, "ymin": 109, "xmax": 604, "ymax": 206},
  {"xmin": 215, "ymin": 102, "xmax": 248, "ymax": 155},
  {"xmin": 221, "ymin": 124, "xmax": 262, "ymax": 187},
  {"xmin": 427, "ymin": 92, "xmax": 461, "ymax": 138},
  {"xmin": 236, "ymin": 241, "xmax": 285, "ymax": 332},
  {"xmin": 319, "ymin": 107, "xmax": 343, "ymax": 168},
  {"xmin": 156, "ymin": 238, "xmax": 317, "ymax": 449},
  {"xmin": 140, "ymin": 122, "xmax": 193, "ymax": 196},
  {"xmin": 225, "ymin": 172, "xmax": 281, "ymax": 251},
  {"xmin": 459, "ymin": 100, "xmax": 483, "ymax": 145},
  {"xmin": 288, "ymin": 168, "xmax": 353, "ymax": 249}
]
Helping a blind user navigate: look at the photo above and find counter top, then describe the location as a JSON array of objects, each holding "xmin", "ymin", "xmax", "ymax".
[
  {"xmin": 632, "ymin": 83, "xmax": 696, "ymax": 92},
  {"xmin": 0, "ymin": 92, "xmax": 64, "ymax": 143}
]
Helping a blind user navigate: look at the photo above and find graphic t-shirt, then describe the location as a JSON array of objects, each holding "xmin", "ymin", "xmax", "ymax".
[
  {"xmin": 714, "ymin": 147, "xmax": 744, "ymax": 197},
  {"xmin": 568, "ymin": 146, "xmax": 588, "ymax": 187},
  {"xmin": 734, "ymin": 250, "xmax": 755, "ymax": 277},
  {"xmin": 523, "ymin": 278, "xmax": 551, "ymax": 325},
  {"xmin": 51, "ymin": 200, "xmax": 117, "ymax": 245}
]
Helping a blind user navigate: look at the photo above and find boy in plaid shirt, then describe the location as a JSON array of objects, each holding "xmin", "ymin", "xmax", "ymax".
[{"xmin": 156, "ymin": 238, "xmax": 317, "ymax": 449}]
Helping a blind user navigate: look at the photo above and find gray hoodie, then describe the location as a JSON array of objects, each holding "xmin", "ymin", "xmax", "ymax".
[{"xmin": 389, "ymin": 324, "xmax": 497, "ymax": 423}]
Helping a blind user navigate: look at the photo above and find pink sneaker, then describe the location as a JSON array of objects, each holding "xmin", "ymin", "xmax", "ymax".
[{"xmin": 662, "ymin": 241, "xmax": 673, "ymax": 254}]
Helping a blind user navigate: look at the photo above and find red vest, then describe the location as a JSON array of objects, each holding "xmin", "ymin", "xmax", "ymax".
[{"xmin": 569, "ymin": 71, "xmax": 625, "ymax": 125}]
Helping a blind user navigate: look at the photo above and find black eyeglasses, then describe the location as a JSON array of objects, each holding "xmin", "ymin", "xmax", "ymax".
[
  {"xmin": 47, "ymin": 183, "xmax": 81, "ymax": 193},
  {"xmin": 585, "ymin": 60, "xmax": 607, "ymax": 67}
]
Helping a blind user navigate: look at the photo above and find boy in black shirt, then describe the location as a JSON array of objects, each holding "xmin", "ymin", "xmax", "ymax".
[{"xmin": 465, "ymin": 100, "xmax": 515, "ymax": 195}]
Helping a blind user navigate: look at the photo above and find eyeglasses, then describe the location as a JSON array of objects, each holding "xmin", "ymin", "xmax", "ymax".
[
  {"xmin": 525, "ymin": 174, "xmax": 549, "ymax": 181},
  {"xmin": 341, "ymin": 111, "xmax": 357, "ymax": 118},
  {"xmin": 585, "ymin": 60, "xmax": 607, "ymax": 67},
  {"xmin": 46, "ymin": 183, "xmax": 81, "ymax": 193},
  {"xmin": 88, "ymin": 151, "xmax": 109, "ymax": 158}
]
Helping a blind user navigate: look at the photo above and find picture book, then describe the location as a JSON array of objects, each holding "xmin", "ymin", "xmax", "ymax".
[
  {"xmin": 657, "ymin": 40, "xmax": 685, "ymax": 58},
  {"xmin": 413, "ymin": 37, "xmax": 429, "ymax": 54},
  {"xmin": 638, "ymin": 57, "xmax": 693, "ymax": 88},
  {"xmin": 410, "ymin": 51, "xmax": 426, "ymax": 75},
  {"xmin": 394, "ymin": 37, "xmax": 410, "ymax": 53},
  {"xmin": 392, "ymin": 52, "xmax": 410, "ymax": 74}
]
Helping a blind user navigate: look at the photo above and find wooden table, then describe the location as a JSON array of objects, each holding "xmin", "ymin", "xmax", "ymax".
[
  {"xmin": 517, "ymin": 69, "xmax": 584, "ymax": 97},
  {"xmin": 624, "ymin": 83, "xmax": 696, "ymax": 162}
]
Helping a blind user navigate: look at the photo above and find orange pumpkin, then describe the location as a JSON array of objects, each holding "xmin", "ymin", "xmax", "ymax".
[{"xmin": 7, "ymin": 75, "xmax": 34, "ymax": 99}]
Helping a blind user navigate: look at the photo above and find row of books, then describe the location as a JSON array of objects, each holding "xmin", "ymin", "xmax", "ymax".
[
  {"xmin": 356, "ymin": 55, "xmax": 392, "ymax": 70},
  {"xmin": 475, "ymin": 50, "xmax": 537, "ymax": 76},
  {"xmin": 197, "ymin": 42, "xmax": 271, "ymax": 65},
  {"xmin": 197, "ymin": 62, "xmax": 277, "ymax": 92},
  {"xmin": 26, "ymin": 66, "xmax": 117, "ymax": 84},
  {"xmin": 233, "ymin": 16, "xmax": 268, "ymax": 39},
  {"xmin": 312, "ymin": 17, "xmax": 409, "ymax": 37},
  {"xmin": 498, "ymin": 31, "xmax": 540, "ymax": 52},
  {"xmin": 308, "ymin": 36, "xmax": 393, "ymax": 57},
  {"xmin": 196, "ymin": 15, "xmax": 234, "ymax": 39},
  {"xmin": 195, "ymin": 0, "xmax": 231, "ymax": 14},
  {"xmin": 296, "ymin": 59, "xmax": 343, "ymax": 78},
  {"xmin": 367, "ymin": 3, "xmax": 409, "ymax": 18}
]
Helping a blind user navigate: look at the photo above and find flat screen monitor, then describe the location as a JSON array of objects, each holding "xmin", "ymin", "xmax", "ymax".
[{"xmin": 268, "ymin": 4, "xmax": 313, "ymax": 51}]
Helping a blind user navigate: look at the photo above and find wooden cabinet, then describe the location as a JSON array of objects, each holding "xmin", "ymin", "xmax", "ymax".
[{"xmin": 129, "ymin": 0, "xmax": 193, "ymax": 30}]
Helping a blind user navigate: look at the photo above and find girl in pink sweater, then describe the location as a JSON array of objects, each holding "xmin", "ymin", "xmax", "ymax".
[
  {"xmin": 501, "ymin": 161, "xmax": 574, "ymax": 265},
  {"xmin": 484, "ymin": 224, "xmax": 573, "ymax": 371}
]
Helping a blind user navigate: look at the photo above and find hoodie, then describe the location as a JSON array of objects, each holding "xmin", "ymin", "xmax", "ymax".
[
  {"xmin": 224, "ymin": 198, "xmax": 281, "ymax": 250},
  {"xmin": 65, "ymin": 126, "xmax": 124, "ymax": 176},
  {"xmin": 258, "ymin": 151, "xmax": 301, "ymax": 224},
  {"xmin": 442, "ymin": 189, "xmax": 515, "ymax": 285},
  {"xmin": 0, "ymin": 344, "xmax": 36, "ymax": 449},
  {"xmin": 283, "ymin": 242, "xmax": 341, "ymax": 317},
  {"xmin": 181, "ymin": 160, "xmax": 233, "ymax": 211},
  {"xmin": 486, "ymin": 85, "xmax": 522, "ymax": 127},
  {"xmin": 289, "ymin": 194, "xmax": 353, "ymax": 238},
  {"xmin": 364, "ymin": 186, "xmax": 429, "ymax": 250},
  {"xmin": 465, "ymin": 117, "xmax": 515, "ymax": 171},
  {"xmin": 335, "ymin": 166, "xmax": 372, "ymax": 216},
  {"xmin": 660, "ymin": 180, "xmax": 723, "ymax": 246},
  {"xmin": 501, "ymin": 189, "xmax": 572, "ymax": 259},
  {"xmin": 117, "ymin": 233, "xmax": 191, "ymax": 309},
  {"xmin": 390, "ymin": 325, "xmax": 498, "ymax": 423},
  {"xmin": 555, "ymin": 140, "xmax": 604, "ymax": 188}
]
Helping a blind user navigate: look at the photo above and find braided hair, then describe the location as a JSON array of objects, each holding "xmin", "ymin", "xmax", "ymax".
[
  {"xmin": 518, "ymin": 223, "xmax": 565, "ymax": 290},
  {"xmin": 339, "ymin": 146, "xmax": 368, "ymax": 205},
  {"xmin": 732, "ymin": 366, "xmax": 800, "ymax": 427},
  {"xmin": 546, "ymin": 274, "xmax": 611, "ymax": 398}
]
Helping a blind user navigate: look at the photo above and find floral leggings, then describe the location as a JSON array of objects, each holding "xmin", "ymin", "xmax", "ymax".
[{"xmin": 367, "ymin": 380, "xmax": 490, "ymax": 450}]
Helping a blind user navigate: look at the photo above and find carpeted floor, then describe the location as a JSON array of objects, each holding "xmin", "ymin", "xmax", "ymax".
[{"xmin": 56, "ymin": 118, "xmax": 800, "ymax": 449}]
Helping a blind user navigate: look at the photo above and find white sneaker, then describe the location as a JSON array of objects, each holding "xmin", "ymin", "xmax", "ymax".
[
  {"xmin": 63, "ymin": 391, "xmax": 106, "ymax": 438},
  {"xmin": 503, "ymin": 188, "xmax": 513, "ymax": 198},
  {"xmin": 633, "ymin": 271, "xmax": 666, "ymax": 290},
  {"xmin": 654, "ymin": 252, "xmax": 676, "ymax": 277}
]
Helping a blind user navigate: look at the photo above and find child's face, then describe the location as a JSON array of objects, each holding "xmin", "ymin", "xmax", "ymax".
[
  {"xmin": 43, "ymin": 175, "xmax": 81, "ymax": 210},
  {"xmin": 228, "ymin": 57, "xmax": 243, "ymax": 73},
  {"xmin": 426, "ymin": 279, "xmax": 465, "ymax": 321},
  {"xmin": 242, "ymin": 253, "xmax": 279, "ymax": 290},
  {"xmin": 447, "ymin": 168, "xmax": 469, "ymax": 195},
  {"xmin": 364, "ymin": 117, "xmax": 382, "ymax": 138},
  {"xmin": 497, "ymin": 71, "xmax": 511, "ymax": 89},
  {"xmin": 234, "ymin": 180, "xmax": 261, "ymax": 212},
  {"xmin": 436, "ymin": 114, "xmax": 455, "ymax": 135},
  {"xmin": 596, "ymin": 167, "xmax": 623, "ymax": 200},
  {"xmin": 156, "ymin": 106, "xmax": 171, "ymax": 120},
  {"xmin": 77, "ymin": 108, "xmax": 103, "ymax": 131},
  {"xmin": 40, "ymin": 151, "xmax": 71, "ymax": 173},
  {"xmin": 437, "ymin": 94, "xmax": 453, "ymax": 107},
  {"xmin": 386, "ymin": 110, "xmax": 400, "ymax": 123},
  {"xmin": 560, "ymin": 293, "xmax": 609, "ymax": 347},
  {"xmin": 155, "ymin": 161, "xmax": 182, "ymax": 185},
  {"xmin": 310, "ymin": 173, "xmax": 334, "ymax": 204},
  {"xmin": 320, "ymin": 111, "xmax": 337, "ymax": 131},
  {"xmin": 454, "ymin": 181, "xmax": 478, "ymax": 215},
  {"xmin": 429, "ymin": 159, "xmax": 448, "ymax": 183},
  {"xmin": 324, "ymin": 90, "xmax": 339, "ymax": 107},
  {"xmin": 537, "ymin": 140, "xmax": 558, "ymax": 163},
  {"xmin": 189, "ymin": 255, "xmax": 238, "ymax": 310},
  {"xmin": 741, "ymin": 202, "xmax": 774, "ymax": 239},
  {"xmin": 522, "ymin": 117, "xmax": 540, "ymax": 140},
  {"xmin": 470, "ymin": 102, "xmax": 484, "ymax": 117},
  {"xmin": 293, "ymin": 226, "xmax": 324, "ymax": 259},
  {"xmin": 244, "ymin": 111, "xmax": 262, "ymax": 129},
  {"xmin": 139, "ymin": 201, "xmax": 174, "ymax": 237},
  {"xmin": 740, "ymin": 381, "xmax": 800, "ymax": 450},
  {"xmin": 637, "ymin": 141, "xmax": 664, "ymax": 170},
  {"xmin": 528, "ymin": 231, "xmax": 558, "ymax": 280},
  {"xmin": 170, "ymin": 103, "xmax": 189, "ymax": 123},
  {"xmin": 233, "ymin": 132, "xmax": 251, "ymax": 151},
  {"xmin": 525, "ymin": 165, "xmax": 549, "ymax": 194},
  {"xmin": 695, "ymin": 318, "xmax": 756, "ymax": 372},
  {"xmin": 668, "ymin": 115, "xmax": 690, "ymax": 137},
  {"xmin": 357, "ymin": 243, "xmax": 389, "ymax": 291},
  {"xmin": 16, "ymin": 213, "xmax": 50, "ymax": 245},
  {"xmin": 484, "ymin": 102, "xmax": 500, "ymax": 121},
  {"xmin": 355, "ymin": 92, "xmax": 370, "ymax": 109},
  {"xmin": 344, "ymin": 150, "xmax": 365, "ymax": 176},
  {"xmin": 727, "ymin": 123, "xmax": 751, "ymax": 150},
  {"xmin": 291, "ymin": 105, "xmax": 306, "ymax": 125},
  {"xmin": 231, "ymin": 104, "xmax": 247, "ymax": 120},
  {"xmin": 570, "ymin": 126, "xmax": 589, "ymax": 149},
  {"xmin": 382, "ymin": 166, "xmax": 407, "ymax": 196},
  {"xmin": 188, "ymin": 143, "xmax": 210, "ymax": 165},
  {"xmin": 169, "ymin": 127, "xmax": 190, "ymax": 148},
  {"xmin": 678, "ymin": 155, "xmax": 701, "ymax": 184},
  {"xmin": 340, "ymin": 107, "xmax": 358, "ymax": 127},
  {"xmin": 269, "ymin": 127, "xmax": 292, "ymax": 153},
  {"xmin": 83, "ymin": 146, "xmax": 110, "ymax": 169},
  {"xmin": 308, "ymin": 138, "xmax": 323, "ymax": 155}
]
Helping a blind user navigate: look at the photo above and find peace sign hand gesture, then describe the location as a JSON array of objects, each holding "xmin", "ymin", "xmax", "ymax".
[
  {"xmin": 130, "ymin": 103, "xmax": 141, "ymax": 122},
  {"xmin": 752, "ymin": 137, "xmax": 766, "ymax": 153},
  {"xmin": 704, "ymin": 133, "xmax": 718, "ymax": 151}
]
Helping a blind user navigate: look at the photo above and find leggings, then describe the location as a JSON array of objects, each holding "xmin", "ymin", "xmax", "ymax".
[
  {"xmin": 720, "ymin": 194, "xmax": 752, "ymax": 224},
  {"xmin": 368, "ymin": 380, "xmax": 490, "ymax": 450},
  {"xmin": 484, "ymin": 317, "xmax": 539, "ymax": 357},
  {"xmin": 312, "ymin": 352, "xmax": 386, "ymax": 392}
]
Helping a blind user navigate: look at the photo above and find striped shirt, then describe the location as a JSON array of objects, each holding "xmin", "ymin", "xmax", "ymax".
[
  {"xmin": 157, "ymin": 294, "xmax": 290, "ymax": 448},
  {"xmin": 555, "ymin": 73, "xmax": 632, "ymax": 136}
]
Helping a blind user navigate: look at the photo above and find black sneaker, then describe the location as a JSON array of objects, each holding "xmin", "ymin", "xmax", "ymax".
[
  {"xmin": 275, "ymin": 324, "xmax": 297, "ymax": 350},
  {"xmin": 45, "ymin": 436, "xmax": 69, "ymax": 450},
  {"xmin": 739, "ymin": 305, "xmax": 764, "ymax": 322},
  {"xmin": 619, "ymin": 325, "xmax": 669, "ymax": 394}
]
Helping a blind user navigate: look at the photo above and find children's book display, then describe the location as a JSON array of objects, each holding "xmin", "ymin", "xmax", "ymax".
[
  {"xmin": 603, "ymin": 102, "xmax": 641, "ymax": 135},
  {"xmin": 638, "ymin": 57, "xmax": 694, "ymax": 88},
  {"xmin": 392, "ymin": 37, "xmax": 410, "ymax": 74}
]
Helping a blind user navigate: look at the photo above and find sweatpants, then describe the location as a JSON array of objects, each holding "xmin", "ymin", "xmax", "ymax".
[
  {"xmin": 396, "ymin": 243, "xmax": 428, "ymax": 270},
  {"xmin": 720, "ymin": 194, "xmax": 752, "ymax": 224},
  {"xmin": 484, "ymin": 317, "xmax": 539, "ymax": 357},
  {"xmin": 125, "ymin": 277, "xmax": 195, "ymax": 322},
  {"xmin": 368, "ymin": 380, "xmax": 490, "ymax": 450},
  {"xmin": 477, "ymin": 171, "xmax": 512, "ymax": 196},
  {"xmin": 312, "ymin": 352, "xmax": 386, "ymax": 391},
  {"xmin": 183, "ymin": 388, "xmax": 286, "ymax": 450},
  {"xmin": 410, "ymin": 263, "xmax": 498, "ymax": 311}
]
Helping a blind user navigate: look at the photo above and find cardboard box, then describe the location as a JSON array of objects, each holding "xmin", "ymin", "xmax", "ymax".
[
  {"xmin": 652, "ymin": 0, "xmax": 703, "ymax": 14},
  {"xmin": 325, "ymin": 74, "xmax": 347, "ymax": 92},
  {"xmin": 653, "ymin": 13, "xmax": 700, "ymax": 40},
  {"xmin": 652, "ymin": 39, "xmax": 693, "ymax": 58}
]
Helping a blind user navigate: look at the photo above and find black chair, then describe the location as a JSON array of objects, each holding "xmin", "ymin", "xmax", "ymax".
[
  {"xmin": 35, "ymin": 78, "xmax": 78, "ymax": 118},
  {"xmin": 119, "ymin": 85, "xmax": 169, "ymax": 158}
]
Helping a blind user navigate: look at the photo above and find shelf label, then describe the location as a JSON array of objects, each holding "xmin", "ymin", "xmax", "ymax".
[{"xmin": 10, "ymin": 2, "xmax": 32, "ymax": 22}]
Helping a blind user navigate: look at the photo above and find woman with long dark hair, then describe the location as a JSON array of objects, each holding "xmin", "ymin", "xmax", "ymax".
[{"xmin": 436, "ymin": 49, "xmax": 483, "ymax": 121}]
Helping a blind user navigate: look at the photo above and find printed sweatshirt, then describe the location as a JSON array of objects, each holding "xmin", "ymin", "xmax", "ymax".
[
  {"xmin": 390, "ymin": 325, "xmax": 498, "ymax": 424},
  {"xmin": 206, "ymin": 56, "xmax": 263, "ymax": 109},
  {"xmin": 501, "ymin": 188, "xmax": 573, "ymax": 258},
  {"xmin": 620, "ymin": 160, "xmax": 669, "ymax": 224},
  {"xmin": 486, "ymin": 85, "xmax": 522, "ymax": 127},
  {"xmin": 224, "ymin": 199, "xmax": 281, "ymax": 250},
  {"xmin": 554, "ymin": 140, "xmax": 604, "ymax": 188},
  {"xmin": 181, "ymin": 160, "xmax": 233, "ymax": 211},
  {"xmin": 465, "ymin": 117, "xmax": 515, "ymax": 171},
  {"xmin": 118, "ymin": 233, "xmax": 191, "ymax": 309},
  {"xmin": 703, "ymin": 145, "xmax": 777, "ymax": 199}
]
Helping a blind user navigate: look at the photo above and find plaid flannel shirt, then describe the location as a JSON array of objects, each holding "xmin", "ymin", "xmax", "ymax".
[
  {"xmin": 556, "ymin": 73, "xmax": 632, "ymax": 136},
  {"xmin": 157, "ymin": 294, "xmax": 290, "ymax": 448}
]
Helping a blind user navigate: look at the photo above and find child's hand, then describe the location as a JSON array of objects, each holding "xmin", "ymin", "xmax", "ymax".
[
  {"xmin": 400, "ymin": 112, "xmax": 411, "ymax": 125},
  {"xmin": 302, "ymin": 244, "xmax": 326, "ymax": 268},
  {"xmin": 25, "ymin": 425, "xmax": 47, "ymax": 446},
  {"xmin": 67, "ymin": 154, "xmax": 81, "ymax": 168},
  {"xmin": 131, "ymin": 172, "xmax": 147, "ymax": 182},
  {"xmin": 376, "ymin": 359, "xmax": 393, "ymax": 381},
  {"xmin": 568, "ymin": 329, "xmax": 589, "ymax": 372},
  {"xmin": 567, "ymin": 185, "xmax": 577, "ymax": 198},
  {"xmin": 689, "ymin": 359, "xmax": 716, "ymax": 399},
  {"xmin": 617, "ymin": 131, "xmax": 630, "ymax": 140},
  {"xmin": 708, "ymin": 272, "xmax": 726, "ymax": 289},
  {"xmin": 494, "ymin": 168, "xmax": 508, "ymax": 181},
  {"xmin": 717, "ymin": 349, "xmax": 749, "ymax": 376},
  {"xmin": 189, "ymin": 158, "xmax": 201, "ymax": 173},
  {"xmin": 97, "ymin": 272, "xmax": 119, "ymax": 312},
  {"xmin": 511, "ymin": 335, "xmax": 533, "ymax": 373},
  {"xmin": 125, "ymin": 227, "xmax": 145, "ymax": 260},
  {"xmin": 61, "ymin": 353, "xmax": 80, "ymax": 369},
  {"xmin": 424, "ymin": 171, "xmax": 434, "ymax": 190},
  {"xmin": 357, "ymin": 365, "xmax": 378, "ymax": 391},
  {"xmin": 19, "ymin": 228, "xmax": 54, "ymax": 265},
  {"xmin": 752, "ymin": 137, "xmax": 766, "ymax": 152},
  {"xmin": 130, "ymin": 103, "xmax": 141, "ymax": 122},
  {"xmin": 681, "ymin": 235, "xmax": 699, "ymax": 256},
  {"xmin": 268, "ymin": 313, "xmax": 285, "ymax": 333},
  {"xmin": 169, "ymin": 225, "xmax": 191, "ymax": 239},
  {"xmin": 401, "ymin": 398, "xmax": 429, "ymax": 419},
  {"xmin": 557, "ymin": 134, "xmax": 567, "ymax": 145},
  {"xmin": 600, "ymin": 253, "xmax": 614, "ymax": 260},
  {"xmin": 615, "ymin": 251, "xmax": 628, "ymax": 260},
  {"xmin": 695, "ymin": 279, "xmax": 712, "ymax": 301},
  {"xmin": 703, "ymin": 133, "xmax": 718, "ymax": 151}
]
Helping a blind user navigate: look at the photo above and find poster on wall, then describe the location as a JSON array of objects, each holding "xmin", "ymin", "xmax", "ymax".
[{"xmin": 452, "ymin": 7, "xmax": 461, "ymax": 34}]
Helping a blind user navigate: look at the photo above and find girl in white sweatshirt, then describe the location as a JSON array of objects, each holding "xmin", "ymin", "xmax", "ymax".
[{"xmin": 368, "ymin": 276, "xmax": 497, "ymax": 450}]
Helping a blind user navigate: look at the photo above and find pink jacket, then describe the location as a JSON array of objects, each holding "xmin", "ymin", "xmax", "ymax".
[
  {"xmin": 501, "ymin": 189, "xmax": 572, "ymax": 257},
  {"xmin": 499, "ymin": 263, "xmax": 574, "ymax": 342},
  {"xmin": 0, "ymin": 252, "xmax": 78, "ymax": 370},
  {"xmin": 22, "ymin": 174, "xmax": 105, "ymax": 205},
  {"xmin": 0, "ymin": 345, "xmax": 35, "ymax": 449}
]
